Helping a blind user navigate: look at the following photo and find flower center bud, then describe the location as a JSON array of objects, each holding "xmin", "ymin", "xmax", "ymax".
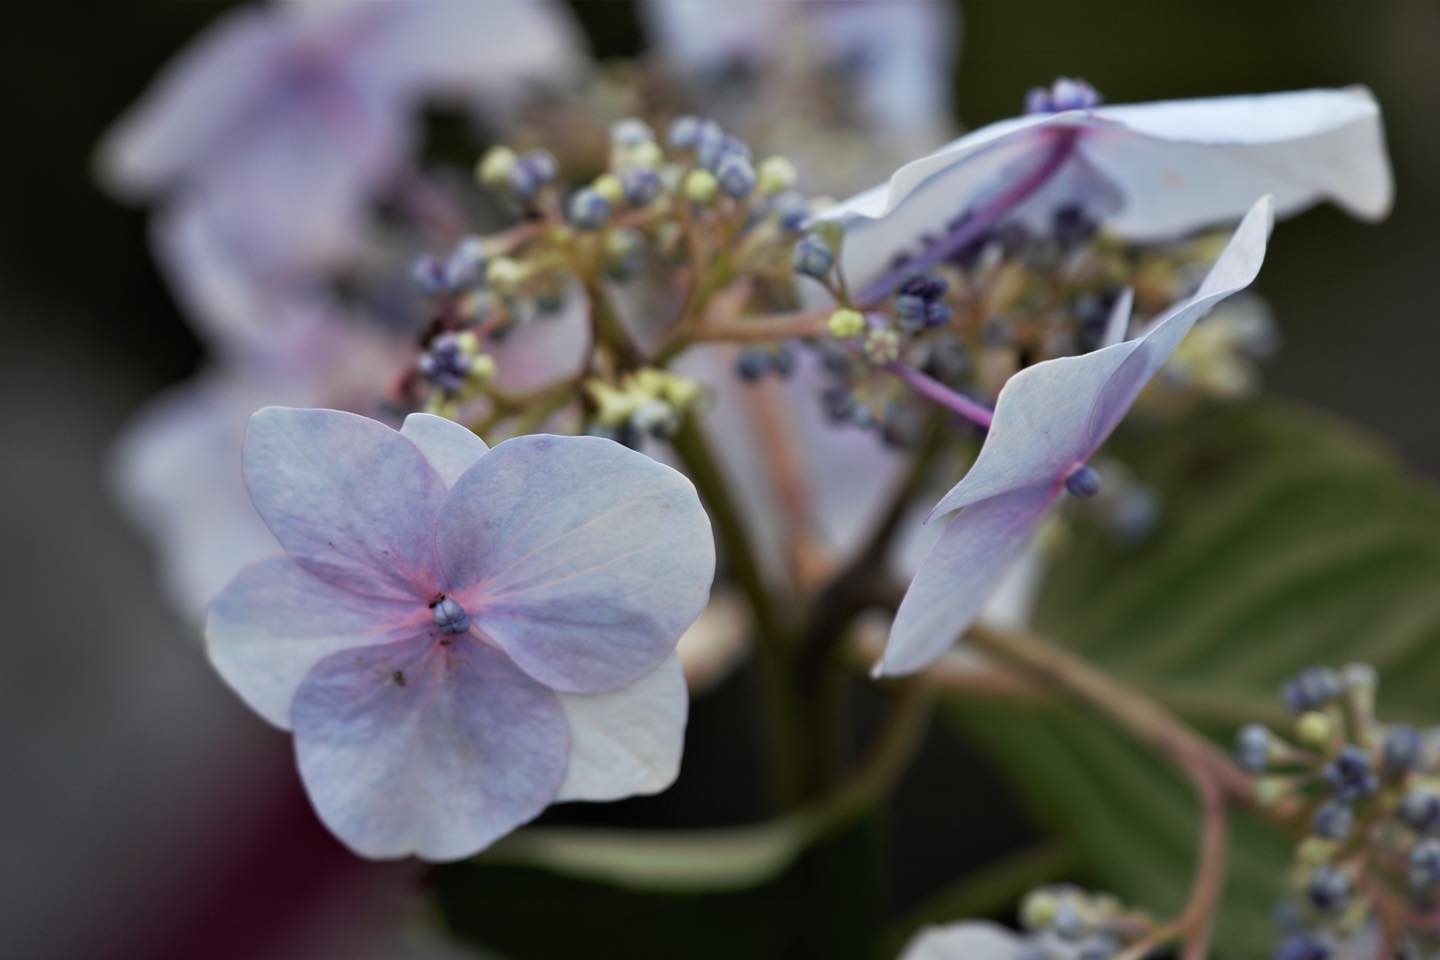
[
  {"xmin": 1065, "ymin": 464, "xmax": 1102, "ymax": 498},
  {"xmin": 432, "ymin": 596, "xmax": 470, "ymax": 635}
]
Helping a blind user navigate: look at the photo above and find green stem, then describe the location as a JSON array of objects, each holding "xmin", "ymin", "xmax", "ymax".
[{"xmin": 669, "ymin": 414, "xmax": 803, "ymax": 806}]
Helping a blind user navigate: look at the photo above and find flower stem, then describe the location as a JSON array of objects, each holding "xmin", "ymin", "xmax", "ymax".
[
  {"xmin": 886, "ymin": 362, "xmax": 995, "ymax": 430},
  {"xmin": 856, "ymin": 129, "xmax": 1079, "ymax": 306},
  {"xmin": 669, "ymin": 414, "xmax": 803, "ymax": 806}
]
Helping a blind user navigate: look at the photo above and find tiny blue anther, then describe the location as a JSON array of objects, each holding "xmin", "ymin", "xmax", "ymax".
[
  {"xmin": 1236, "ymin": 723, "xmax": 1270, "ymax": 772},
  {"xmin": 1305, "ymin": 865, "xmax": 1351, "ymax": 913},
  {"xmin": 716, "ymin": 154, "xmax": 757, "ymax": 199},
  {"xmin": 793, "ymin": 234, "xmax": 834, "ymax": 277},
  {"xmin": 432, "ymin": 596, "xmax": 469, "ymax": 634},
  {"xmin": 1065, "ymin": 464, "xmax": 1102, "ymax": 499},
  {"xmin": 1311, "ymin": 800, "xmax": 1353, "ymax": 841},
  {"xmin": 567, "ymin": 188, "xmax": 612, "ymax": 231},
  {"xmin": 1385, "ymin": 724, "xmax": 1421, "ymax": 773},
  {"xmin": 1025, "ymin": 77, "xmax": 1103, "ymax": 114},
  {"xmin": 667, "ymin": 115, "xmax": 704, "ymax": 151}
]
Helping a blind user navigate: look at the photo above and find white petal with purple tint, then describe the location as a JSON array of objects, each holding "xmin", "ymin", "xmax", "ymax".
[
  {"xmin": 881, "ymin": 198, "xmax": 1273, "ymax": 675},
  {"xmin": 400, "ymin": 413, "xmax": 487, "ymax": 488},
  {"xmin": 206, "ymin": 557, "xmax": 425, "ymax": 728},
  {"xmin": 557, "ymin": 653, "xmax": 688, "ymax": 802},
  {"xmin": 292, "ymin": 634, "xmax": 570, "ymax": 861},
  {"xmin": 439, "ymin": 435, "xmax": 715, "ymax": 694},
  {"xmin": 243, "ymin": 407, "xmax": 448, "ymax": 600}
]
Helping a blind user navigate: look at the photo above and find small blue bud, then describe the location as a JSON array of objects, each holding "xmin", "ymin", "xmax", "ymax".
[
  {"xmin": 1273, "ymin": 934, "xmax": 1331, "ymax": 960},
  {"xmin": 567, "ymin": 188, "xmax": 612, "ymax": 230},
  {"xmin": 1236, "ymin": 724, "xmax": 1271, "ymax": 772},
  {"xmin": 1401, "ymin": 790, "xmax": 1440, "ymax": 831},
  {"xmin": 1053, "ymin": 203, "xmax": 1098, "ymax": 248},
  {"xmin": 1284, "ymin": 666, "xmax": 1342, "ymax": 713},
  {"xmin": 716, "ymin": 154, "xmax": 757, "ymax": 198},
  {"xmin": 411, "ymin": 254, "xmax": 448, "ymax": 296},
  {"xmin": 735, "ymin": 348, "xmax": 770, "ymax": 383},
  {"xmin": 1412, "ymin": 837, "xmax": 1440, "ymax": 892},
  {"xmin": 772, "ymin": 191, "xmax": 810, "ymax": 233},
  {"xmin": 519, "ymin": 149, "xmax": 557, "ymax": 185},
  {"xmin": 771, "ymin": 345, "xmax": 796, "ymax": 379},
  {"xmin": 1052, "ymin": 901, "xmax": 1083, "ymax": 939},
  {"xmin": 924, "ymin": 300, "xmax": 953, "ymax": 328},
  {"xmin": 1305, "ymin": 865, "xmax": 1351, "ymax": 913},
  {"xmin": 792, "ymin": 234, "xmax": 834, "ymax": 277},
  {"xmin": 443, "ymin": 237, "xmax": 487, "ymax": 290},
  {"xmin": 432, "ymin": 596, "xmax": 469, "ymax": 634},
  {"xmin": 610, "ymin": 117, "xmax": 653, "ymax": 147},
  {"xmin": 894, "ymin": 293, "xmax": 927, "ymax": 329},
  {"xmin": 1385, "ymin": 724, "xmax": 1421, "ymax": 773},
  {"xmin": 1311, "ymin": 801, "xmax": 1353, "ymax": 841},
  {"xmin": 621, "ymin": 168, "xmax": 663, "ymax": 207},
  {"xmin": 1065, "ymin": 465, "xmax": 1102, "ymax": 499},
  {"xmin": 667, "ymin": 115, "xmax": 704, "ymax": 150},
  {"xmin": 1323, "ymin": 745, "xmax": 1377, "ymax": 802},
  {"xmin": 693, "ymin": 121, "xmax": 727, "ymax": 169}
]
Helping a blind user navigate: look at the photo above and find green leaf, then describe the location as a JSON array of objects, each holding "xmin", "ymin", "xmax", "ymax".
[{"xmin": 947, "ymin": 400, "xmax": 1440, "ymax": 954}]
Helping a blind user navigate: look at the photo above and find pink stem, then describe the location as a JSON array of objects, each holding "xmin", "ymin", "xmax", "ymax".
[
  {"xmin": 857, "ymin": 128, "xmax": 1079, "ymax": 306},
  {"xmin": 886, "ymin": 362, "xmax": 994, "ymax": 430}
]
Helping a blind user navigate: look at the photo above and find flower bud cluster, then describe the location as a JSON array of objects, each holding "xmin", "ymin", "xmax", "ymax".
[
  {"xmin": 1235, "ymin": 663, "xmax": 1440, "ymax": 956},
  {"xmin": 584, "ymin": 368, "xmax": 703, "ymax": 448},
  {"xmin": 1010, "ymin": 885, "xmax": 1155, "ymax": 959}
]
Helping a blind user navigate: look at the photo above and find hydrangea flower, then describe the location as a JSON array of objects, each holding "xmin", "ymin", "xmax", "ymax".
[
  {"xmin": 822, "ymin": 87, "xmax": 1390, "ymax": 299},
  {"xmin": 98, "ymin": 0, "xmax": 582, "ymax": 313},
  {"xmin": 875, "ymin": 196, "xmax": 1274, "ymax": 676},
  {"xmin": 205, "ymin": 408, "xmax": 714, "ymax": 859}
]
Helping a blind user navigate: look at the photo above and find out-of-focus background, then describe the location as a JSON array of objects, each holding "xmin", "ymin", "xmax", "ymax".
[{"xmin": 1, "ymin": 2, "xmax": 1436, "ymax": 958}]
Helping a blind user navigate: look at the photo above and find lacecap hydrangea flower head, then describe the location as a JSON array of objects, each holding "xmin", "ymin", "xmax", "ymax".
[
  {"xmin": 206, "ymin": 409, "xmax": 714, "ymax": 859},
  {"xmin": 876, "ymin": 194, "xmax": 1275, "ymax": 676}
]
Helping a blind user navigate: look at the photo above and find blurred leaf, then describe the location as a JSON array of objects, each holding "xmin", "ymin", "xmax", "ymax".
[
  {"xmin": 431, "ymin": 814, "xmax": 887, "ymax": 959},
  {"xmin": 948, "ymin": 400, "xmax": 1440, "ymax": 954}
]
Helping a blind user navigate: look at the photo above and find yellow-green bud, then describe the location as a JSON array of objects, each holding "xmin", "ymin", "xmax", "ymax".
[
  {"xmin": 1297, "ymin": 836, "xmax": 1338, "ymax": 867},
  {"xmin": 454, "ymin": 330, "xmax": 481, "ymax": 356},
  {"xmin": 593, "ymin": 173, "xmax": 624, "ymax": 206},
  {"xmin": 1254, "ymin": 776, "xmax": 1292, "ymax": 807},
  {"xmin": 757, "ymin": 156, "xmax": 798, "ymax": 196},
  {"xmin": 467, "ymin": 353, "xmax": 497, "ymax": 384},
  {"xmin": 476, "ymin": 146, "xmax": 518, "ymax": 188},
  {"xmin": 623, "ymin": 141, "xmax": 664, "ymax": 171},
  {"xmin": 684, "ymin": 169, "xmax": 718, "ymax": 205},
  {"xmin": 1296, "ymin": 711, "xmax": 1332, "ymax": 748},
  {"xmin": 827, "ymin": 308, "xmax": 865, "ymax": 339},
  {"xmin": 864, "ymin": 327, "xmax": 901, "ymax": 365},
  {"xmin": 485, "ymin": 257, "xmax": 526, "ymax": 297},
  {"xmin": 1018, "ymin": 889, "xmax": 1058, "ymax": 930}
]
